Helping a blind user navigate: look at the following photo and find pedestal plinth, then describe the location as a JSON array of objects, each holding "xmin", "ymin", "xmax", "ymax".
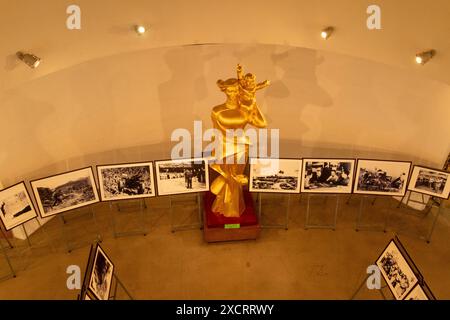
[{"xmin": 203, "ymin": 191, "xmax": 260, "ymax": 243}]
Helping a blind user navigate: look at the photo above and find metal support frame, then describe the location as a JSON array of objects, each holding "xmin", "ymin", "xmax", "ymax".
[
  {"xmin": 257, "ymin": 193, "xmax": 290, "ymax": 230},
  {"xmin": 351, "ymin": 273, "xmax": 389, "ymax": 300},
  {"xmin": 61, "ymin": 207, "xmax": 102, "ymax": 253},
  {"xmin": 0, "ymin": 228, "xmax": 13, "ymax": 249},
  {"xmin": 170, "ymin": 193, "xmax": 203, "ymax": 233},
  {"xmin": 109, "ymin": 199, "xmax": 147, "ymax": 238},
  {"xmin": 389, "ymin": 191, "xmax": 442, "ymax": 243},
  {"xmin": 0, "ymin": 235, "xmax": 15, "ymax": 282},
  {"xmin": 109, "ymin": 273, "xmax": 134, "ymax": 300},
  {"xmin": 305, "ymin": 194, "xmax": 339, "ymax": 230},
  {"xmin": 355, "ymin": 195, "xmax": 386, "ymax": 232}
]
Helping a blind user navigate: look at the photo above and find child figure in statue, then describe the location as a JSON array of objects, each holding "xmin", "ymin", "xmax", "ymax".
[{"xmin": 210, "ymin": 65, "xmax": 269, "ymax": 217}]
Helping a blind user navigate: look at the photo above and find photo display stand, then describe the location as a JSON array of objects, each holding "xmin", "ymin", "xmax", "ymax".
[
  {"xmin": 170, "ymin": 193, "xmax": 203, "ymax": 233},
  {"xmin": 257, "ymin": 193, "xmax": 290, "ymax": 230},
  {"xmin": 0, "ymin": 228, "xmax": 13, "ymax": 249},
  {"xmin": 0, "ymin": 234, "xmax": 15, "ymax": 282},
  {"xmin": 305, "ymin": 194, "xmax": 339, "ymax": 230},
  {"xmin": 351, "ymin": 236, "xmax": 435, "ymax": 300},
  {"xmin": 109, "ymin": 198, "xmax": 147, "ymax": 238},
  {"xmin": 80, "ymin": 243, "xmax": 133, "ymax": 300},
  {"xmin": 389, "ymin": 191, "xmax": 442, "ymax": 243},
  {"xmin": 61, "ymin": 206, "xmax": 102, "ymax": 253},
  {"xmin": 354, "ymin": 195, "xmax": 387, "ymax": 232}
]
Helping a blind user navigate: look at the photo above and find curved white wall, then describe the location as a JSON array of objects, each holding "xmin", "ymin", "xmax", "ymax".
[{"xmin": 1, "ymin": 43, "xmax": 449, "ymax": 188}]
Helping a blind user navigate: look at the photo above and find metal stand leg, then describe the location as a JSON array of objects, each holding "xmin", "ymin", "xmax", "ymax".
[
  {"xmin": 110, "ymin": 199, "xmax": 147, "ymax": 238},
  {"xmin": 62, "ymin": 207, "xmax": 102, "ymax": 253},
  {"xmin": 305, "ymin": 194, "xmax": 339, "ymax": 230},
  {"xmin": 0, "ymin": 228, "xmax": 13, "ymax": 249},
  {"xmin": 425, "ymin": 206, "xmax": 440, "ymax": 243},
  {"xmin": 0, "ymin": 237, "xmax": 15, "ymax": 281},
  {"xmin": 258, "ymin": 193, "xmax": 290, "ymax": 230},
  {"xmin": 22, "ymin": 225, "xmax": 32, "ymax": 248},
  {"xmin": 350, "ymin": 274, "xmax": 370, "ymax": 300},
  {"xmin": 355, "ymin": 196, "xmax": 385, "ymax": 232},
  {"xmin": 170, "ymin": 194, "xmax": 203, "ymax": 233},
  {"xmin": 109, "ymin": 273, "xmax": 134, "ymax": 300}
]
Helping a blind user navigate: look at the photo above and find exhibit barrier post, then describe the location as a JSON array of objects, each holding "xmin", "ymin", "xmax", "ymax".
[
  {"xmin": 109, "ymin": 198, "xmax": 147, "ymax": 238},
  {"xmin": 170, "ymin": 193, "xmax": 203, "ymax": 233},
  {"xmin": 304, "ymin": 194, "xmax": 339, "ymax": 230},
  {"xmin": 351, "ymin": 273, "xmax": 389, "ymax": 300},
  {"xmin": 0, "ymin": 237, "xmax": 15, "ymax": 282},
  {"xmin": 61, "ymin": 206, "xmax": 102, "ymax": 253},
  {"xmin": 257, "ymin": 193, "xmax": 290, "ymax": 230}
]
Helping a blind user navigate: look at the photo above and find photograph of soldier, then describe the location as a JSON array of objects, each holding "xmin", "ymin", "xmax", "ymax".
[
  {"xmin": 156, "ymin": 159, "xmax": 209, "ymax": 195},
  {"xmin": 249, "ymin": 159, "xmax": 302, "ymax": 193},
  {"xmin": 376, "ymin": 240, "xmax": 418, "ymax": 300},
  {"xmin": 354, "ymin": 160, "xmax": 411, "ymax": 196},
  {"xmin": 301, "ymin": 159, "xmax": 355, "ymax": 193},
  {"xmin": 97, "ymin": 162, "xmax": 155, "ymax": 200},
  {"xmin": 31, "ymin": 168, "xmax": 99, "ymax": 217},
  {"xmin": 0, "ymin": 182, "xmax": 38, "ymax": 230}
]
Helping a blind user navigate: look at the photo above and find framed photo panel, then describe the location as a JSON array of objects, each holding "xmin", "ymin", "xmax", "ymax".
[
  {"xmin": 301, "ymin": 158, "xmax": 355, "ymax": 194},
  {"xmin": 403, "ymin": 283, "xmax": 435, "ymax": 300},
  {"xmin": 353, "ymin": 159, "xmax": 411, "ymax": 196},
  {"xmin": 0, "ymin": 182, "xmax": 38, "ymax": 231},
  {"xmin": 249, "ymin": 158, "xmax": 302, "ymax": 193},
  {"xmin": 155, "ymin": 158, "xmax": 209, "ymax": 196},
  {"xmin": 30, "ymin": 167, "xmax": 100, "ymax": 218},
  {"xmin": 87, "ymin": 244, "xmax": 115, "ymax": 300},
  {"xmin": 97, "ymin": 162, "xmax": 156, "ymax": 201},
  {"xmin": 407, "ymin": 165, "xmax": 450, "ymax": 200},
  {"xmin": 376, "ymin": 239, "xmax": 419, "ymax": 300}
]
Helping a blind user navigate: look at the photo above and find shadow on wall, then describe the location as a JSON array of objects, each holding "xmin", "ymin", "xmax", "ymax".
[
  {"xmin": 158, "ymin": 45, "xmax": 220, "ymax": 141},
  {"xmin": 268, "ymin": 47, "xmax": 333, "ymax": 141}
]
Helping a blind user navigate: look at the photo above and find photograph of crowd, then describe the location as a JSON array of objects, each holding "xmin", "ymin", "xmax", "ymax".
[
  {"xmin": 354, "ymin": 160, "xmax": 411, "ymax": 196},
  {"xmin": 249, "ymin": 158, "xmax": 302, "ymax": 193},
  {"xmin": 97, "ymin": 162, "xmax": 155, "ymax": 201},
  {"xmin": 88, "ymin": 244, "xmax": 114, "ymax": 300},
  {"xmin": 301, "ymin": 159, "xmax": 355, "ymax": 194},
  {"xmin": 376, "ymin": 240, "xmax": 418, "ymax": 300},
  {"xmin": 0, "ymin": 182, "xmax": 37, "ymax": 230},
  {"xmin": 31, "ymin": 167, "xmax": 99, "ymax": 217},
  {"xmin": 408, "ymin": 165, "xmax": 450, "ymax": 199},
  {"xmin": 155, "ymin": 158, "xmax": 209, "ymax": 196}
]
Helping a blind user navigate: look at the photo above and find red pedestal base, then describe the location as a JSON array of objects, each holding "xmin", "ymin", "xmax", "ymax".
[{"xmin": 203, "ymin": 191, "xmax": 260, "ymax": 243}]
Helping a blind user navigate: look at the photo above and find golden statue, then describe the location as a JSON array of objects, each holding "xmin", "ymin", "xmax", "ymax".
[{"xmin": 210, "ymin": 64, "xmax": 270, "ymax": 217}]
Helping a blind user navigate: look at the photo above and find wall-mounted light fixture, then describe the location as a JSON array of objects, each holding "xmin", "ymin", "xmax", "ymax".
[
  {"xmin": 321, "ymin": 27, "xmax": 334, "ymax": 40},
  {"xmin": 135, "ymin": 25, "xmax": 146, "ymax": 35},
  {"xmin": 16, "ymin": 51, "xmax": 41, "ymax": 68},
  {"xmin": 415, "ymin": 50, "xmax": 436, "ymax": 65}
]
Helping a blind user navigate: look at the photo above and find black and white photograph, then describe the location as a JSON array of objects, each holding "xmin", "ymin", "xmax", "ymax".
[
  {"xmin": 353, "ymin": 159, "xmax": 411, "ymax": 196},
  {"xmin": 376, "ymin": 240, "xmax": 418, "ymax": 300},
  {"xmin": 30, "ymin": 167, "xmax": 100, "ymax": 218},
  {"xmin": 407, "ymin": 165, "xmax": 450, "ymax": 199},
  {"xmin": 97, "ymin": 162, "xmax": 156, "ymax": 201},
  {"xmin": 155, "ymin": 158, "xmax": 209, "ymax": 196},
  {"xmin": 88, "ymin": 244, "xmax": 114, "ymax": 300},
  {"xmin": 301, "ymin": 158, "xmax": 355, "ymax": 194},
  {"xmin": 0, "ymin": 182, "xmax": 38, "ymax": 231},
  {"xmin": 404, "ymin": 283, "xmax": 433, "ymax": 300},
  {"xmin": 249, "ymin": 158, "xmax": 302, "ymax": 193}
]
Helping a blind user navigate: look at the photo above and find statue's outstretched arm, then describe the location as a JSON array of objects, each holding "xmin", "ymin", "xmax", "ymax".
[{"xmin": 256, "ymin": 80, "xmax": 270, "ymax": 90}]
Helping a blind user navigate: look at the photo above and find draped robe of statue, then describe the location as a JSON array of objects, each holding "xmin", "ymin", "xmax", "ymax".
[{"xmin": 210, "ymin": 65, "xmax": 269, "ymax": 217}]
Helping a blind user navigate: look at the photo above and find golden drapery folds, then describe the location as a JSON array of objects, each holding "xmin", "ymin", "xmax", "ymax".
[{"xmin": 210, "ymin": 64, "xmax": 269, "ymax": 217}]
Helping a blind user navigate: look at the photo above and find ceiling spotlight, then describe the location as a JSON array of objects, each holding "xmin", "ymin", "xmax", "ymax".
[
  {"xmin": 16, "ymin": 51, "xmax": 41, "ymax": 68},
  {"xmin": 135, "ymin": 25, "xmax": 146, "ymax": 35},
  {"xmin": 321, "ymin": 27, "xmax": 334, "ymax": 40},
  {"xmin": 415, "ymin": 50, "xmax": 436, "ymax": 65}
]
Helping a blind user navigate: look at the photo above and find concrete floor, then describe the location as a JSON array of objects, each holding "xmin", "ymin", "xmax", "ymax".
[{"xmin": 0, "ymin": 193, "xmax": 449, "ymax": 300}]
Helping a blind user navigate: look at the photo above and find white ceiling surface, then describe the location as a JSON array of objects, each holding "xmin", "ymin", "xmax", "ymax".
[{"xmin": 1, "ymin": 0, "xmax": 449, "ymax": 91}]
